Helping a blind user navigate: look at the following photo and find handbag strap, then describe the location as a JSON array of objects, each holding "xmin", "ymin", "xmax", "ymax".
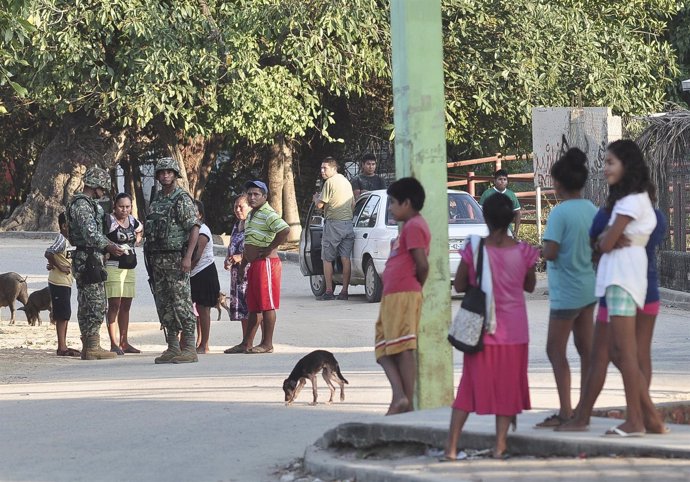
[{"xmin": 475, "ymin": 237, "xmax": 485, "ymax": 286}]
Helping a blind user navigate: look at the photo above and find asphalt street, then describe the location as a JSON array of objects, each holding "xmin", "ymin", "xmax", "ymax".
[{"xmin": 1, "ymin": 238, "xmax": 689, "ymax": 481}]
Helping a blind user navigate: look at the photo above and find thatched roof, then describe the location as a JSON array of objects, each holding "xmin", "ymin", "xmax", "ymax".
[{"xmin": 636, "ymin": 108, "xmax": 690, "ymax": 192}]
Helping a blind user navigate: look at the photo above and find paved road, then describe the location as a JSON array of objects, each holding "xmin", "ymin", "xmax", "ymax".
[{"xmin": 1, "ymin": 239, "xmax": 689, "ymax": 481}]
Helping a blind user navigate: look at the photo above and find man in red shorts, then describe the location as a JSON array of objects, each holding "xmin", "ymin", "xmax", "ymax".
[{"xmin": 240, "ymin": 180, "xmax": 290, "ymax": 353}]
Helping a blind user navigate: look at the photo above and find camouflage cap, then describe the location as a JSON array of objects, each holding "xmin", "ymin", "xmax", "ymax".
[
  {"xmin": 155, "ymin": 157, "xmax": 182, "ymax": 178},
  {"xmin": 83, "ymin": 166, "xmax": 111, "ymax": 190}
]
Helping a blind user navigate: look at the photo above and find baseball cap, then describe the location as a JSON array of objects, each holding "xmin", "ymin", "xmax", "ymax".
[{"xmin": 244, "ymin": 180, "xmax": 268, "ymax": 194}]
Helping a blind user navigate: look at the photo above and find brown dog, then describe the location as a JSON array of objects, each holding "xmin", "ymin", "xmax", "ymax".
[
  {"xmin": 18, "ymin": 286, "xmax": 52, "ymax": 326},
  {"xmin": 214, "ymin": 291, "xmax": 230, "ymax": 321},
  {"xmin": 283, "ymin": 350, "xmax": 348, "ymax": 406}
]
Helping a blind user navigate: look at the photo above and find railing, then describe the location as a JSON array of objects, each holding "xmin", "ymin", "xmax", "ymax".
[
  {"xmin": 447, "ymin": 152, "xmax": 559, "ymax": 241},
  {"xmin": 446, "ymin": 153, "xmax": 533, "ymax": 196}
]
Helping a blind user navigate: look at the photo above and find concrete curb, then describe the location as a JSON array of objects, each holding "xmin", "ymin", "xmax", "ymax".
[
  {"xmin": 304, "ymin": 419, "xmax": 690, "ymax": 481},
  {"xmin": 659, "ymin": 288, "xmax": 690, "ymax": 309},
  {"xmin": 304, "ymin": 445, "xmax": 429, "ymax": 482},
  {"xmin": 313, "ymin": 421, "xmax": 690, "ymax": 458}
]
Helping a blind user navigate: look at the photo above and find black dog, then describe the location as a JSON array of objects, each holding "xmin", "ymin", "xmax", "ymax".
[{"xmin": 283, "ymin": 350, "xmax": 349, "ymax": 406}]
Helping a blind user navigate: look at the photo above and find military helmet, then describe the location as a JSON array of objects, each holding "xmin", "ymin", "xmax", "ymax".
[
  {"xmin": 155, "ymin": 157, "xmax": 182, "ymax": 178},
  {"xmin": 83, "ymin": 166, "xmax": 111, "ymax": 190}
]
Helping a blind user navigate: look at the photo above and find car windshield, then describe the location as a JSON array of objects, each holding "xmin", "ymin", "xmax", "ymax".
[
  {"xmin": 448, "ymin": 192, "xmax": 484, "ymax": 224},
  {"xmin": 385, "ymin": 192, "xmax": 485, "ymax": 225}
]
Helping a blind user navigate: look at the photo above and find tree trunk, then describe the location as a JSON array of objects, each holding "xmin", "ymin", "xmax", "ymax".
[
  {"xmin": 282, "ymin": 148, "xmax": 302, "ymax": 243},
  {"xmin": 194, "ymin": 134, "xmax": 224, "ymax": 199},
  {"xmin": 265, "ymin": 135, "xmax": 302, "ymax": 243},
  {"xmin": 132, "ymin": 158, "xmax": 149, "ymax": 218},
  {"xmin": 155, "ymin": 123, "xmax": 221, "ymax": 200},
  {"xmin": 155, "ymin": 122, "xmax": 192, "ymax": 192},
  {"xmin": 177, "ymin": 135, "xmax": 205, "ymax": 198},
  {"xmin": 0, "ymin": 113, "xmax": 128, "ymax": 232},
  {"xmin": 121, "ymin": 157, "xmax": 139, "ymax": 219},
  {"xmin": 266, "ymin": 136, "xmax": 286, "ymax": 216}
]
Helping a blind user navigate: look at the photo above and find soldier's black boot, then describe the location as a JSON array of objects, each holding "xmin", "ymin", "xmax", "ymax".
[{"xmin": 155, "ymin": 332, "xmax": 181, "ymax": 364}]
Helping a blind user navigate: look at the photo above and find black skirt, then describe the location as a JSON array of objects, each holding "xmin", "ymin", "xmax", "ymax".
[{"xmin": 190, "ymin": 263, "xmax": 221, "ymax": 307}]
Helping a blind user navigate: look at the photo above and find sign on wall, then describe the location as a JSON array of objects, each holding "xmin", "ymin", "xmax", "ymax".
[{"xmin": 532, "ymin": 107, "xmax": 622, "ymax": 206}]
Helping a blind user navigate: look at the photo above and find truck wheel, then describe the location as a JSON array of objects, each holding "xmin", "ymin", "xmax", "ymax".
[
  {"xmin": 310, "ymin": 275, "xmax": 327, "ymax": 298},
  {"xmin": 364, "ymin": 259, "xmax": 383, "ymax": 303}
]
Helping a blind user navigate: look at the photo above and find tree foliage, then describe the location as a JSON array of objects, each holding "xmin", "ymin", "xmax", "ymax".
[
  {"xmin": 442, "ymin": 0, "xmax": 680, "ymax": 152},
  {"xmin": 669, "ymin": 2, "xmax": 690, "ymax": 101},
  {"xmin": 1, "ymin": 0, "xmax": 685, "ymax": 230},
  {"xmin": 21, "ymin": 0, "xmax": 389, "ymax": 143},
  {"xmin": 26, "ymin": 1, "xmax": 219, "ymax": 133},
  {"xmin": 0, "ymin": 0, "xmax": 34, "ymax": 111}
]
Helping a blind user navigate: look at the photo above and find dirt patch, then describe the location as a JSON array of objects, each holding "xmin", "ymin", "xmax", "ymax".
[{"xmin": 0, "ymin": 320, "xmax": 160, "ymax": 384}]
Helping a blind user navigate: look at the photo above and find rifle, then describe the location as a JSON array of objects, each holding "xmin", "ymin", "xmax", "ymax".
[{"xmin": 143, "ymin": 242, "xmax": 155, "ymax": 296}]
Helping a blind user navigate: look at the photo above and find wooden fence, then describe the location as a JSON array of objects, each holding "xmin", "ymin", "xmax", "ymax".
[
  {"xmin": 447, "ymin": 153, "xmax": 690, "ymax": 251},
  {"xmin": 446, "ymin": 153, "xmax": 560, "ymax": 237}
]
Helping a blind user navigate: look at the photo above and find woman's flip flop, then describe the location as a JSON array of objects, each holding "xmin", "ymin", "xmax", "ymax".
[
  {"xmin": 603, "ymin": 426, "xmax": 645, "ymax": 437},
  {"xmin": 247, "ymin": 346, "xmax": 273, "ymax": 354},
  {"xmin": 224, "ymin": 344, "xmax": 247, "ymax": 354}
]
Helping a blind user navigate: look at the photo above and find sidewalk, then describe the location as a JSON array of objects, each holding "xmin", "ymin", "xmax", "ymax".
[
  {"xmin": 304, "ymin": 408, "xmax": 690, "ymax": 481},
  {"xmin": 2, "ymin": 235, "xmax": 689, "ymax": 481}
]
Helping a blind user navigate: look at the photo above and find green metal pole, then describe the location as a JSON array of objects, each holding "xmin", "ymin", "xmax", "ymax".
[{"xmin": 390, "ymin": 0, "xmax": 453, "ymax": 409}]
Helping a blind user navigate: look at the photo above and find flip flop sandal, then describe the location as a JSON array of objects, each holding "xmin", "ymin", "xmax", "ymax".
[
  {"xmin": 57, "ymin": 348, "xmax": 81, "ymax": 357},
  {"xmin": 122, "ymin": 345, "xmax": 141, "ymax": 354},
  {"xmin": 110, "ymin": 347, "xmax": 125, "ymax": 356},
  {"xmin": 247, "ymin": 346, "xmax": 274, "ymax": 354},
  {"xmin": 223, "ymin": 345, "xmax": 247, "ymax": 354},
  {"xmin": 534, "ymin": 414, "xmax": 567, "ymax": 429},
  {"xmin": 602, "ymin": 426, "xmax": 645, "ymax": 437}
]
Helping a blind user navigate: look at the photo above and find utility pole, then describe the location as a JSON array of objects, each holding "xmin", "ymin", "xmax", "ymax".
[{"xmin": 390, "ymin": 0, "xmax": 452, "ymax": 408}]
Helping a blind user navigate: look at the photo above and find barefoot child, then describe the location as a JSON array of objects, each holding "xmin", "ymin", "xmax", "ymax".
[
  {"xmin": 537, "ymin": 148, "xmax": 597, "ymax": 428},
  {"xmin": 558, "ymin": 202, "xmax": 667, "ymax": 433},
  {"xmin": 444, "ymin": 193, "xmax": 539, "ymax": 460},
  {"xmin": 581, "ymin": 139, "xmax": 664, "ymax": 436},
  {"xmin": 375, "ymin": 177, "xmax": 430, "ymax": 415},
  {"xmin": 45, "ymin": 213, "xmax": 80, "ymax": 357}
]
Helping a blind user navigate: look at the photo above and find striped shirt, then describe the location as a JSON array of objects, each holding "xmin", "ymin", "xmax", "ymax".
[
  {"xmin": 45, "ymin": 233, "xmax": 74, "ymax": 287},
  {"xmin": 245, "ymin": 202, "xmax": 289, "ymax": 248}
]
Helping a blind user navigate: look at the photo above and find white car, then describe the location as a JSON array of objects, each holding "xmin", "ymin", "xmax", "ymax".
[{"xmin": 299, "ymin": 189, "xmax": 489, "ymax": 302}]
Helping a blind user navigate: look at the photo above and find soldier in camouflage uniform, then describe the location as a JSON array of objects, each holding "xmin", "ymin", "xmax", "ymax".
[
  {"xmin": 67, "ymin": 166, "xmax": 125, "ymax": 360},
  {"xmin": 145, "ymin": 158, "xmax": 201, "ymax": 364}
]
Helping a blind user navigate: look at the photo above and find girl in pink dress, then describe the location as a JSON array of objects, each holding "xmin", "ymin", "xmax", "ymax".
[{"xmin": 444, "ymin": 193, "xmax": 539, "ymax": 460}]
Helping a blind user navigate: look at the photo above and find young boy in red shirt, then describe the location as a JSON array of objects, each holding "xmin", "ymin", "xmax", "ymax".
[{"xmin": 375, "ymin": 177, "xmax": 430, "ymax": 415}]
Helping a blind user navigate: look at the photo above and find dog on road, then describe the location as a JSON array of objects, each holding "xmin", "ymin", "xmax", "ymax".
[{"xmin": 283, "ymin": 350, "xmax": 348, "ymax": 406}]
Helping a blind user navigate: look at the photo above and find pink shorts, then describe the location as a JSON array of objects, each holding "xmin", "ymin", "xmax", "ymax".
[{"xmin": 596, "ymin": 300, "xmax": 660, "ymax": 322}]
